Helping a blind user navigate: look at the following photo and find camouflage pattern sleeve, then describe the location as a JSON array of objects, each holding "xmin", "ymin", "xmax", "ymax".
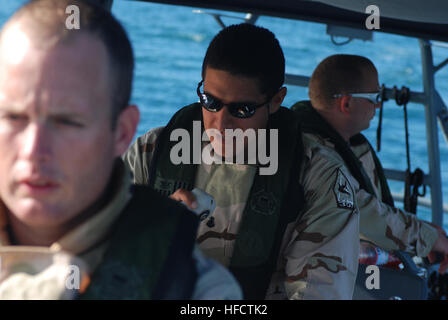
[
  {"xmin": 357, "ymin": 189, "xmax": 438, "ymax": 257},
  {"xmin": 122, "ymin": 126, "xmax": 165, "ymax": 185},
  {"xmin": 283, "ymin": 135, "xmax": 360, "ymax": 300},
  {"xmin": 352, "ymin": 143, "xmax": 438, "ymax": 257}
]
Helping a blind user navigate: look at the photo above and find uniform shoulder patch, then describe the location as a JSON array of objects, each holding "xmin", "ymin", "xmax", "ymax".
[{"xmin": 333, "ymin": 169, "xmax": 355, "ymax": 210}]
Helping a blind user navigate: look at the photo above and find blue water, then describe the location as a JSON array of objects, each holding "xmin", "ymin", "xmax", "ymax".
[{"xmin": 1, "ymin": 0, "xmax": 447, "ymax": 228}]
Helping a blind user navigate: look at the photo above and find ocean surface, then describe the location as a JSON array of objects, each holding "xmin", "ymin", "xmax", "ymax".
[{"xmin": 0, "ymin": 0, "xmax": 447, "ymax": 228}]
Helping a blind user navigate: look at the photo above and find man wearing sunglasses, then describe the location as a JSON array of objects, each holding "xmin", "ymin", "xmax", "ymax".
[
  {"xmin": 125, "ymin": 24, "xmax": 360, "ymax": 300},
  {"xmin": 291, "ymin": 54, "xmax": 448, "ymax": 275}
]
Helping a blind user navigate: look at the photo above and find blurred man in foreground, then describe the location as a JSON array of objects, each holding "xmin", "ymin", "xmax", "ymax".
[{"xmin": 0, "ymin": 0, "xmax": 242, "ymax": 299}]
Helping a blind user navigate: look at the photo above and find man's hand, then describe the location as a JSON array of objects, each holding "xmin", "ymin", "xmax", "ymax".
[
  {"xmin": 170, "ymin": 188, "xmax": 198, "ymax": 210},
  {"xmin": 427, "ymin": 223, "xmax": 448, "ymax": 274}
]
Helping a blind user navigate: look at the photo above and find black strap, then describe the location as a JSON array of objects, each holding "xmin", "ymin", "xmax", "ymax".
[
  {"xmin": 394, "ymin": 86, "xmax": 411, "ymax": 171},
  {"xmin": 405, "ymin": 168, "xmax": 426, "ymax": 215},
  {"xmin": 229, "ymin": 112, "xmax": 305, "ymax": 299},
  {"xmin": 393, "ymin": 86, "xmax": 423, "ymax": 214},
  {"xmin": 148, "ymin": 103, "xmax": 202, "ymax": 196},
  {"xmin": 376, "ymin": 84, "xmax": 387, "ymax": 152}
]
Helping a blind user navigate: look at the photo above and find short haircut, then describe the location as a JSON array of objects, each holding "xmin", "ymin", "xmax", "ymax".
[
  {"xmin": 202, "ymin": 23, "xmax": 285, "ymax": 97},
  {"xmin": 308, "ymin": 54, "xmax": 377, "ymax": 109},
  {"xmin": 1, "ymin": 0, "xmax": 133, "ymax": 129}
]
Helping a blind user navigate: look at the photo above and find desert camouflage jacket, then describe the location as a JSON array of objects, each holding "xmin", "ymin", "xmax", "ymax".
[
  {"xmin": 290, "ymin": 100, "xmax": 438, "ymax": 257},
  {"xmin": 124, "ymin": 127, "xmax": 360, "ymax": 300}
]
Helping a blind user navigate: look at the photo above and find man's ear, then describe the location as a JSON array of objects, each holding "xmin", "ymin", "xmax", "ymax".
[
  {"xmin": 338, "ymin": 96, "xmax": 351, "ymax": 115},
  {"xmin": 114, "ymin": 104, "xmax": 140, "ymax": 156},
  {"xmin": 269, "ymin": 86, "xmax": 287, "ymax": 114}
]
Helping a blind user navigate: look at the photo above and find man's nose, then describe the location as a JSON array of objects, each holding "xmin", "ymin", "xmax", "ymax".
[
  {"xmin": 20, "ymin": 123, "xmax": 52, "ymax": 162},
  {"xmin": 214, "ymin": 106, "xmax": 233, "ymax": 132}
]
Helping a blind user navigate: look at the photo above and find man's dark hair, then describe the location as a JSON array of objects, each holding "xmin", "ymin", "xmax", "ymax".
[
  {"xmin": 2, "ymin": 0, "xmax": 133, "ymax": 129},
  {"xmin": 308, "ymin": 54, "xmax": 377, "ymax": 109},
  {"xmin": 202, "ymin": 23, "xmax": 285, "ymax": 97}
]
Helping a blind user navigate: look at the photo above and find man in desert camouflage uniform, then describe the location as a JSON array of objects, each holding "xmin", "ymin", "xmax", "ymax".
[
  {"xmin": 125, "ymin": 24, "xmax": 360, "ymax": 299},
  {"xmin": 291, "ymin": 54, "xmax": 448, "ymax": 272}
]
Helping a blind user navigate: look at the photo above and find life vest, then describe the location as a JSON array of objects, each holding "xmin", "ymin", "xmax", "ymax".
[
  {"xmin": 291, "ymin": 100, "xmax": 394, "ymax": 207},
  {"xmin": 79, "ymin": 185, "xmax": 199, "ymax": 299},
  {"xmin": 148, "ymin": 102, "xmax": 305, "ymax": 299}
]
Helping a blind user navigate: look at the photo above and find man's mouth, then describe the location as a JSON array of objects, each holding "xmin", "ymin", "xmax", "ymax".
[{"xmin": 19, "ymin": 178, "xmax": 59, "ymax": 192}]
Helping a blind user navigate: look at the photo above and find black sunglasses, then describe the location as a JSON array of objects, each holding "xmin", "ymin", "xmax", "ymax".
[{"xmin": 197, "ymin": 80, "xmax": 272, "ymax": 119}]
